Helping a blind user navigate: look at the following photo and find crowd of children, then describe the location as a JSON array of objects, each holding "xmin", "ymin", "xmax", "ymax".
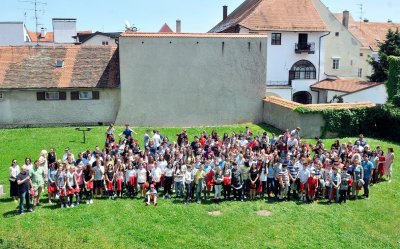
[{"xmin": 9, "ymin": 124, "xmax": 395, "ymax": 214}]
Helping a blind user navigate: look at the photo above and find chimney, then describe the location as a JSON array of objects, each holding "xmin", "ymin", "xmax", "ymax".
[
  {"xmin": 176, "ymin": 19, "xmax": 181, "ymax": 33},
  {"xmin": 223, "ymin": 5, "xmax": 228, "ymax": 20},
  {"xmin": 388, "ymin": 19, "xmax": 393, "ymax": 23},
  {"xmin": 342, "ymin": 10, "xmax": 349, "ymax": 29},
  {"xmin": 40, "ymin": 27, "xmax": 47, "ymax": 38}
]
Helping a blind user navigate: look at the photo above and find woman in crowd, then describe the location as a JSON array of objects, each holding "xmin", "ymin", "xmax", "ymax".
[
  {"xmin": 377, "ymin": 150, "xmax": 386, "ymax": 182},
  {"xmin": 174, "ymin": 162, "xmax": 184, "ymax": 198},
  {"xmin": 248, "ymin": 162, "xmax": 259, "ymax": 200},
  {"xmin": 9, "ymin": 159, "xmax": 20, "ymax": 202},
  {"xmin": 385, "ymin": 148, "xmax": 394, "ymax": 183},
  {"xmin": 222, "ymin": 163, "xmax": 232, "ymax": 200},
  {"xmin": 83, "ymin": 164, "xmax": 94, "ymax": 204}
]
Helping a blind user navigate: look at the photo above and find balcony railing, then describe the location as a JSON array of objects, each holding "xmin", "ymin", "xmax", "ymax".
[
  {"xmin": 266, "ymin": 81, "xmax": 290, "ymax": 86},
  {"xmin": 295, "ymin": 42, "xmax": 315, "ymax": 54}
]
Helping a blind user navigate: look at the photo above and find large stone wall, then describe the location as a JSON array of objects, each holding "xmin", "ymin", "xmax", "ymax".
[{"xmin": 116, "ymin": 34, "xmax": 267, "ymax": 127}]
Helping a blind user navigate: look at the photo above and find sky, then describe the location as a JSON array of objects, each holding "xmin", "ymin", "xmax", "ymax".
[{"xmin": 1, "ymin": 0, "xmax": 399, "ymax": 33}]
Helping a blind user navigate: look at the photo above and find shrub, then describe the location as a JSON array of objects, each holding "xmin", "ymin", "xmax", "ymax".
[{"xmin": 392, "ymin": 94, "xmax": 400, "ymax": 107}]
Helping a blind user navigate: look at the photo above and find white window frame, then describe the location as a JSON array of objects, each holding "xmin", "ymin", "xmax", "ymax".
[
  {"xmin": 332, "ymin": 59, "xmax": 340, "ymax": 70},
  {"xmin": 45, "ymin": 91, "xmax": 59, "ymax": 100},
  {"xmin": 79, "ymin": 91, "xmax": 93, "ymax": 100}
]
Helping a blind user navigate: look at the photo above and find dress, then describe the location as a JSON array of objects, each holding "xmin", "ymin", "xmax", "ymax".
[
  {"xmin": 377, "ymin": 156, "xmax": 386, "ymax": 176},
  {"xmin": 385, "ymin": 152, "xmax": 394, "ymax": 176},
  {"xmin": 306, "ymin": 177, "xmax": 318, "ymax": 195}
]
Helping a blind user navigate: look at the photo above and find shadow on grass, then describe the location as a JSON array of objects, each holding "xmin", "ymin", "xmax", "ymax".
[
  {"xmin": 254, "ymin": 123, "xmax": 282, "ymax": 134},
  {"xmin": 0, "ymin": 197, "xmax": 13, "ymax": 203},
  {"xmin": 3, "ymin": 209, "xmax": 18, "ymax": 218},
  {"xmin": 41, "ymin": 204, "xmax": 60, "ymax": 210}
]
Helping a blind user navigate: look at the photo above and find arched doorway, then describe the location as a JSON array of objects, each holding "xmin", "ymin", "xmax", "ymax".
[{"xmin": 293, "ymin": 91, "xmax": 312, "ymax": 104}]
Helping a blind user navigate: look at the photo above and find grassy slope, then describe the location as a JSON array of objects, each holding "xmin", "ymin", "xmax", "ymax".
[{"xmin": 0, "ymin": 124, "xmax": 399, "ymax": 249}]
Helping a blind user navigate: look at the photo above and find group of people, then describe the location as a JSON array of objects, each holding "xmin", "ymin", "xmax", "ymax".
[{"xmin": 8, "ymin": 124, "xmax": 395, "ymax": 214}]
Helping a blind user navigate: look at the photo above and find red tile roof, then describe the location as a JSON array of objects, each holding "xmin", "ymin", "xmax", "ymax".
[
  {"xmin": 159, "ymin": 23, "xmax": 174, "ymax": 33},
  {"xmin": 310, "ymin": 78, "xmax": 382, "ymax": 93},
  {"xmin": 0, "ymin": 46, "xmax": 119, "ymax": 89},
  {"xmin": 28, "ymin": 31, "xmax": 54, "ymax": 43},
  {"xmin": 210, "ymin": 0, "xmax": 328, "ymax": 33},
  {"xmin": 334, "ymin": 13, "xmax": 400, "ymax": 51},
  {"xmin": 121, "ymin": 32, "xmax": 266, "ymax": 38},
  {"xmin": 264, "ymin": 96, "xmax": 375, "ymax": 110}
]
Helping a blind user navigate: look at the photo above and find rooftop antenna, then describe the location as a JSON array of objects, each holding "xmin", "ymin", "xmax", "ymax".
[
  {"xmin": 124, "ymin": 20, "xmax": 137, "ymax": 32},
  {"xmin": 19, "ymin": 0, "xmax": 47, "ymax": 45},
  {"xmin": 357, "ymin": 3, "xmax": 363, "ymax": 30}
]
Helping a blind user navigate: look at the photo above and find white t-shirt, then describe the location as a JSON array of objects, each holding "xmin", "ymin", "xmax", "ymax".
[
  {"xmin": 298, "ymin": 167, "xmax": 310, "ymax": 183},
  {"xmin": 174, "ymin": 168, "xmax": 183, "ymax": 182},
  {"xmin": 152, "ymin": 134, "xmax": 161, "ymax": 148},
  {"xmin": 125, "ymin": 169, "xmax": 136, "ymax": 183},
  {"xmin": 184, "ymin": 171, "xmax": 193, "ymax": 184},
  {"xmin": 164, "ymin": 167, "xmax": 173, "ymax": 177},
  {"xmin": 137, "ymin": 168, "xmax": 147, "ymax": 183},
  {"xmin": 94, "ymin": 165, "xmax": 104, "ymax": 181},
  {"xmin": 151, "ymin": 167, "xmax": 162, "ymax": 182}
]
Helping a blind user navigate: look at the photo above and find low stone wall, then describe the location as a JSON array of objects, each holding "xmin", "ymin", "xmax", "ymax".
[{"xmin": 263, "ymin": 100, "xmax": 325, "ymax": 138}]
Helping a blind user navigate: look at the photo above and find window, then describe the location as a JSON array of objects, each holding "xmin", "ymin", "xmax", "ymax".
[
  {"xmin": 289, "ymin": 60, "xmax": 316, "ymax": 82},
  {"xmin": 0, "ymin": 91, "xmax": 3, "ymax": 100},
  {"xmin": 45, "ymin": 92, "xmax": 59, "ymax": 100},
  {"xmin": 358, "ymin": 68, "xmax": 363, "ymax": 77},
  {"xmin": 79, "ymin": 91, "xmax": 93, "ymax": 100},
  {"xmin": 332, "ymin": 59, "xmax": 340, "ymax": 70},
  {"xmin": 71, "ymin": 91, "xmax": 100, "ymax": 100},
  {"xmin": 335, "ymin": 32, "xmax": 339, "ymax": 37},
  {"xmin": 360, "ymin": 53, "xmax": 364, "ymax": 57},
  {"xmin": 271, "ymin": 33, "xmax": 281, "ymax": 45},
  {"xmin": 55, "ymin": 60, "xmax": 64, "ymax": 68},
  {"xmin": 37, "ymin": 91, "xmax": 66, "ymax": 101},
  {"xmin": 102, "ymin": 41, "xmax": 109, "ymax": 45}
]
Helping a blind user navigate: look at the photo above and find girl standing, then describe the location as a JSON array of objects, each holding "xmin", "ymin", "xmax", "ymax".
[
  {"xmin": 184, "ymin": 165, "xmax": 194, "ymax": 203},
  {"xmin": 214, "ymin": 165, "xmax": 223, "ymax": 203},
  {"xmin": 55, "ymin": 165, "xmax": 67, "ymax": 208},
  {"xmin": 66, "ymin": 165, "xmax": 77, "ymax": 207},
  {"xmin": 174, "ymin": 163, "xmax": 184, "ymax": 198},
  {"xmin": 249, "ymin": 162, "xmax": 259, "ymax": 200},
  {"xmin": 222, "ymin": 164, "xmax": 232, "ymax": 200},
  {"xmin": 83, "ymin": 164, "xmax": 94, "ymax": 204},
  {"xmin": 47, "ymin": 161, "xmax": 58, "ymax": 204},
  {"xmin": 105, "ymin": 164, "xmax": 115, "ymax": 200},
  {"xmin": 377, "ymin": 150, "xmax": 386, "ymax": 182},
  {"xmin": 137, "ymin": 163, "xmax": 147, "ymax": 198},
  {"xmin": 163, "ymin": 163, "xmax": 173, "ymax": 199},
  {"xmin": 125, "ymin": 163, "xmax": 137, "ymax": 198}
]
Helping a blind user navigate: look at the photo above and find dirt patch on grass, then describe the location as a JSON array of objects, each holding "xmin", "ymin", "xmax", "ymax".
[
  {"xmin": 256, "ymin": 210, "xmax": 272, "ymax": 216},
  {"xmin": 208, "ymin": 210, "xmax": 223, "ymax": 216}
]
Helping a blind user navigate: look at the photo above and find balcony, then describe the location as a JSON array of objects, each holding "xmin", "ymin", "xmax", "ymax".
[
  {"xmin": 295, "ymin": 42, "xmax": 315, "ymax": 54},
  {"xmin": 267, "ymin": 81, "xmax": 291, "ymax": 86}
]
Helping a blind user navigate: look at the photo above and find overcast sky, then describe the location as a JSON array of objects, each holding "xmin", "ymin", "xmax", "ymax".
[{"xmin": 1, "ymin": 0, "xmax": 398, "ymax": 33}]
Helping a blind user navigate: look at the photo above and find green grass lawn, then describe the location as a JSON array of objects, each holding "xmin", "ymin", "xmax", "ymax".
[{"xmin": 0, "ymin": 124, "xmax": 399, "ymax": 249}]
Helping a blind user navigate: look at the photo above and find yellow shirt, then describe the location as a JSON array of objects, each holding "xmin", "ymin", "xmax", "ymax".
[{"xmin": 194, "ymin": 170, "xmax": 206, "ymax": 184}]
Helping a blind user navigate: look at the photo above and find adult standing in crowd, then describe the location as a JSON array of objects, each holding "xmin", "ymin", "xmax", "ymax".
[
  {"xmin": 385, "ymin": 148, "xmax": 394, "ymax": 183},
  {"xmin": 30, "ymin": 160, "xmax": 45, "ymax": 209},
  {"xmin": 17, "ymin": 166, "xmax": 33, "ymax": 214},
  {"xmin": 9, "ymin": 159, "xmax": 20, "ymax": 202}
]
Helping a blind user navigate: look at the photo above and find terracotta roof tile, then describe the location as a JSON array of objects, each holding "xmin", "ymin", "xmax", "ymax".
[
  {"xmin": 210, "ymin": 0, "xmax": 328, "ymax": 33},
  {"xmin": 28, "ymin": 32, "xmax": 54, "ymax": 43},
  {"xmin": 310, "ymin": 78, "xmax": 382, "ymax": 93},
  {"xmin": 0, "ymin": 46, "xmax": 119, "ymax": 89},
  {"xmin": 334, "ymin": 13, "xmax": 400, "ymax": 51},
  {"xmin": 264, "ymin": 96, "xmax": 375, "ymax": 110},
  {"xmin": 159, "ymin": 23, "xmax": 174, "ymax": 33},
  {"xmin": 121, "ymin": 32, "xmax": 266, "ymax": 38}
]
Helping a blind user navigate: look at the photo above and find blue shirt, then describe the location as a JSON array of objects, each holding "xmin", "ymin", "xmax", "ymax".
[{"xmin": 362, "ymin": 161, "xmax": 373, "ymax": 179}]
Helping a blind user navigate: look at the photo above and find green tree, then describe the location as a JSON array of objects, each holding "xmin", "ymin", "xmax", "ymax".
[
  {"xmin": 368, "ymin": 28, "xmax": 400, "ymax": 82},
  {"xmin": 387, "ymin": 56, "xmax": 400, "ymax": 101}
]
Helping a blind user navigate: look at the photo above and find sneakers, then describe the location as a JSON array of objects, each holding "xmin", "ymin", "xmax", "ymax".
[
  {"xmin": 145, "ymin": 202, "xmax": 150, "ymax": 206},
  {"xmin": 61, "ymin": 204, "xmax": 65, "ymax": 209},
  {"xmin": 76, "ymin": 202, "xmax": 80, "ymax": 206},
  {"xmin": 90, "ymin": 200, "xmax": 93, "ymax": 204},
  {"xmin": 197, "ymin": 200, "xmax": 201, "ymax": 204},
  {"xmin": 28, "ymin": 208, "xmax": 34, "ymax": 212},
  {"xmin": 163, "ymin": 195, "xmax": 166, "ymax": 199},
  {"xmin": 154, "ymin": 202, "xmax": 158, "ymax": 206},
  {"xmin": 70, "ymin": 204, "xmax": 75, "ymax": 208}
]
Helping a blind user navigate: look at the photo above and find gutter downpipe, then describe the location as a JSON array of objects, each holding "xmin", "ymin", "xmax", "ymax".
[{"xmin": 315, "ymin": 31, "xmax": 331, "ymax": 103}]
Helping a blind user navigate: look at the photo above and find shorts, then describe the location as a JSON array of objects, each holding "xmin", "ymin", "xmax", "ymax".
[
  {"xmin": 66, "ymin": 187, "xmax": 75, "ymax": 195},
  {"xmin": 87, "ymin": 181, "xmax": 94, "ymax": 190},
  {"xmin": 48, "ymin": 183, "xmax": 57, "ymax": 194},
  {"xmin": 150, "ymin": 195, "xmax": 155, "ymax": 201},
  {"xmin": 94, "ymin": 180, "xmax": 104, "ymax": 189},
  {"xmin": 33, "ymin": 185, "xmax": 43, "ymax": 196},
  {"xmin": 300, "ymin": 183, "xmax": 306, "ymax": 192},
  {"xmin": 59, "ymin": 189, "xmax": 66, "ymax": 197}
]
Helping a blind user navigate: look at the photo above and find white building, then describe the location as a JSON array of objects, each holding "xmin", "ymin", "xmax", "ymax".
[{"xmin": 209, "ymin": 0, "xmax": 329, "ymax": 104}]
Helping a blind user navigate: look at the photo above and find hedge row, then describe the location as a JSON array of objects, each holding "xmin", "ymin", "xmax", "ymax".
[{"xmin": 294, "ymin": 105, "xmax": 400, "ymax": 142}]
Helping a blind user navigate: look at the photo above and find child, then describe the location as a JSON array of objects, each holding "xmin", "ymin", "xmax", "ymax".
[
  {"xmin": 213, "ymin": 165, "xmax": 223, "ymax": 203},
  {"xmin": 55, "ymin": 165, "xmax": 67, "ymax": 208},
  {"xmin": 125, "ymin": 163, "xmax": 136, "ymax": 198},
  {"xmin": 328, "ymin": 167, "xmax": 341, "ymax": 204},
  {"xmin": 163, "ymin": 163, "xmax": 173, "ymax": 199},
  {"xmin": 74, "ymin": 163, "xmax": 84, "ymax": 205},
  {"xmin": 339, "ymin": 166, "xmax": 351, "ymax": 203},
  {"xmin": 145, "ymin": 184, "xmax": 158, "ymax": 206},
  {"xmin": 47, "ymin": 162, "xmax": 58, "ymax": 204},
  {"xmin": 306, "ymin": 170, "xmax": 318, "ymax": 203},
  {"xmin": 137, "ymin": 163, "xmax": 147, "ymax": 198},
  {"xmin": 298, "ymin": 162, "xmax": 310, "ymax": 202},
  {"xmin": 184, "ymin": 165, "xmax": 194, "ymax": 204},
  {"xmin": 116, "ymin": 171, "xmax": 124, "ymax": 198},
  {"xmin": 279, "ymin": 164, "xmax": 290, "ymax": 201},
  {"xmin": 105, "ymin": 164, "xmax": 115, "ymax": 200},
  {"xmin": 66, "ymin": 165, "xmax": 77, "ymax": 208},
  {"xmin": 83, "ymin": 164, "xmax": 94, "ymax": 204}
]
